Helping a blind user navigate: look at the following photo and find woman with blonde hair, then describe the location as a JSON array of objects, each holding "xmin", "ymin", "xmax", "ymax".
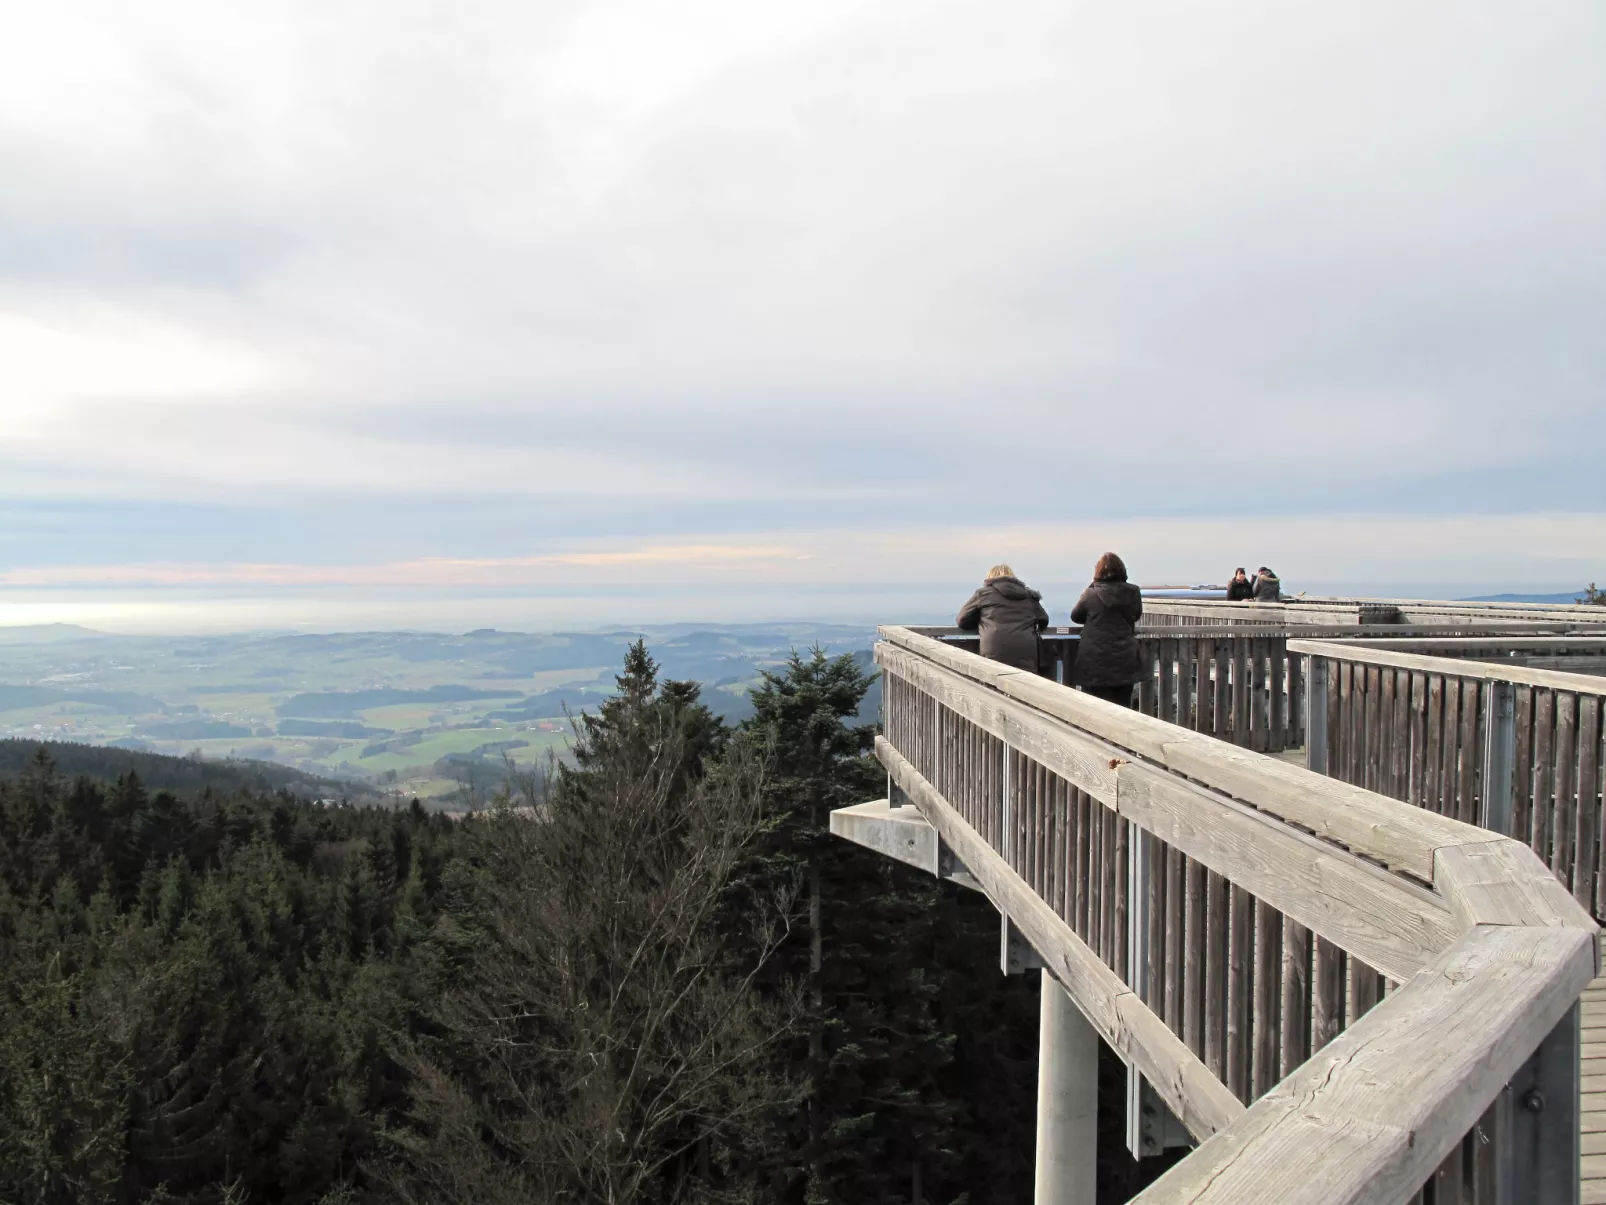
[
  {"xmin": 955, "ymin": 563, "xmax": 1050, "ymax": 672},
  {"xmin": 1070, "ymin": 552, "xmax": 1144, "ymax": 707}
]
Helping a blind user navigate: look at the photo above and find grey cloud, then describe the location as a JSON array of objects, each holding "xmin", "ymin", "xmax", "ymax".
[{"xmin": 0, "ymin": 0, "xmax": 1600, "ymax": 565}]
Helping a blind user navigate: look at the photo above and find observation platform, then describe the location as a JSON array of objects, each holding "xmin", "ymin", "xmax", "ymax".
[{"xmin": 833, "ymin": 597, "xmax": 1606, "ymax": 1204}]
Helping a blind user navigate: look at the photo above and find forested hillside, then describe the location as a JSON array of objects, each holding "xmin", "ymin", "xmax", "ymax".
[
  {"xmin": 0, "ymin": 739, "xmax": 382, "ymax": 801},
  {"xmin": 0, "ymin": 643, "xmax": 1171, "ymax": 1204}
]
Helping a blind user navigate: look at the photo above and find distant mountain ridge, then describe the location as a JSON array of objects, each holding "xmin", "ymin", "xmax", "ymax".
[{"xmin": 1458, "ymin": 591, "xmax": 1595, "ymax": 604}]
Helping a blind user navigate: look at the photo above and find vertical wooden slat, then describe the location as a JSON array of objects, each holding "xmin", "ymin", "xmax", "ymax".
[
  {"xmin": 1279, "ymin": 917, "xmax": 1310, "ymax": 1078},
  {"xmin": 1364, "ymin": 664, "xmax": 1381, "ymax": 792},
  {"xmin": 1165, "ymin": 844, "xmax": 1185, "ymax": 1036},
  {"xmin": 1431, "ymin": 1138, "xmax": 1464, "ymax": 1204},
  {"xmin": 1226, "ymin": 884, "xmax": 1252, "ymax": 1101},
  {"xmin": 1138, "ymin": 643, "xmax": 1158, "ymax": 716},
  {"xmin": 1534, "ymin": 690, "xmax": 1556, "ymax": 868},
  {"xmin": 1470, "ymin": 1102, "xmax": 1498, "ymax": 1204},
  {"xmin": 1195, "ymin": 639, "xmax": 1213, "ymax": 737},
  {"xmin": 1425, "ymin": 674, "xmax": 1445, "ymax": 815},
  {"xmin": 1513, "ymin": 685, "xmax": 1535, "ymax": 848},
  {"xmin": 1146, "ymin": 832, "xmax": 1166, "ymax": 1011},
  {"xmin": 1252, "ymin": 900, "xmax": 1281, "ymax": 1098},
  {"xmin": 1232, "ymin": 637, "xmax": 1250, "ymax": 749},
  {"xmin": 1285, "ymin": 645, "xmax": 1302, "ymax": 750},
  {"xmin": 1185, "ymin": 856, "xmax": 1205, "ymax": 1057},
  {"xmin": 1158, "ymin": 637, "xmax": 1176, "ymax": 725},
  {"xmin": 1440, "ymin": 677, "xmax": 1463, "ymax": 821},
  {"xmin": 1336, "ymin": 660, "xmax": 1354, "ymax": 785},
  {"xmin": 1087, "ymin": 792, "xmax": 1103, "ymax": 948},
  {"xmin": 1074, "ymin": 788, "xmax": 1090, "ymax": 940},
  {"xmin": 1326, "ymin": 653, "xmax": 1341, "ymax": 782},
  {"xmin": 1204, "ymin": 869, "xmax": 1228, "ymax": 1080},
  {"xmin": 1393, "ymin": 668, "xmax": 1411, "ymax": 800},
  {"xmin": 1312, "ymin": 937, "xmax": 1345, "ymax": 1053},
  {"xmin": 1213, "ymin": 639, "xmax": 1230, "ymax": 741},
  {"xmin": 1249, "ymin": 637, "xmax": 1269, "ymax": 752},
  {"xmin": 1378, "ymin": 666, "xmax": 1396, "ymax": 796},
  {"xmin": 1553, "ymin": 692, "xmax": 1578, "ymax": 887},
  {"xmin": 1408, "ymin": 670, "xmax": 1428, "ymax": 807},
  {"xmin": 1350, "ymin": 958, "xmax": 1382, "ymax": 1021},
  {"xmin": 1457, "ymin": 678, "xmax": 1480, "ymax": 827},
  {"xmin": 1178, "ymin": 637, "xmax": 1196, "ymax": 731},
  {"xmin": 1270, "ymin": 640, "xmax": 1287, "ymax": 752},
  {"xmin": 1114, "ymin": 816, "xmax": 1129, "ymax": 981}
]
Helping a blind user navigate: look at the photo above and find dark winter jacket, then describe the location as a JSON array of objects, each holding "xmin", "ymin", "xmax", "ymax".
[
  {"xmin": 1070, "ymin": 581, "xmax": 1144, "ymax": 687},
  {"xmin": 956, "ymin": 576, "xmax": 1049, "ymax": 672},
  {"xmin": 1226, "ymin": 577, "xmax": 1253, "ymax": 601},
  {"xmin": 1252, "ymin": 571, "xmax": 1281, "ymax": 602}
]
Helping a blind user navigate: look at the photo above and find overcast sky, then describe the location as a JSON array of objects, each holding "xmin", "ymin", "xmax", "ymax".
[{"xmin": 1, "ymin": 0, "xmax": 1602, "ymax": 629}]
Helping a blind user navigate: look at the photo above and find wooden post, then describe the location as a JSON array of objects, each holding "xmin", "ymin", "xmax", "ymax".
[
  {"xmin": 1497, "ymin": 1003, "xmax": 1580, "ymax": 1205},
  {"xmin": 1481, "ymin": 681, "xmax": 1518, "ymax": 836},
  {"xmin": 1306, "ymin": 657, "xmax": 1329, "ymax": 776}
]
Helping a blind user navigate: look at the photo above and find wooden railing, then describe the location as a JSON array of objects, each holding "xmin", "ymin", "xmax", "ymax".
[
  {"xmin": 913, "ymin": 627, "xmax": 1304, "ymax": 754},
  {"xmin": 1142, "ymin": 597, "xmax": 1606, "ymax": 632},
  {"xmin": 1293, "ymin": 638, "xmax": 1606, "ymax": 921},
  {"xmin": 1345, "ymin": 636, "xmax": 1606, "ymax": 676},
  {"xmin": 876, "ymin": 625, "xmax": 1595, "ymax": 1204}
]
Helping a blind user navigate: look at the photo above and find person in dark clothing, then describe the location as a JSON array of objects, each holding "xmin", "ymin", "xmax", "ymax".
[
  {"xmin": 1226, "ymin": 567, "xmax": 1253, "ymax": 601},
  {"xmin": 955, "ymin": 564, "xmax": 1050, "ymax": 672},
  {"xmin": 1070, "ymin": 552, "xmax": 1143, "ymax": 708},
  {"xmin": 1252, "ymin": 566, "xmax": 1281, "ymax": 602}
]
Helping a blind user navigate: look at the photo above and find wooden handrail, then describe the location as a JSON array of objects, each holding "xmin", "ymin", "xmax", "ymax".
[
  {"xmin": 1290, "ymin": 638, "xmax": 1606, "ymax": 698},
  {"xmin": 881, "ymin": 626, "xmax": 1482, "ymax": 880},
  {"xmin": 873, "ymin": 625, "xmax": 1598, "ymax": 1204}
]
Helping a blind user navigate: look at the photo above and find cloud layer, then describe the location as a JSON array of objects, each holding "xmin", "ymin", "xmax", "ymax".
[{"xmin": 1, "ymin": 0, "xmax": 1602, "ymax": 617}]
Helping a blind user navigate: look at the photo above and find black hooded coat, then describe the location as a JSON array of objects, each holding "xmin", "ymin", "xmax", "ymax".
[
  {"xmin": 1070, "ymin": 581, "xmax": 1144, "ymax": 687},
  {"xmin": 955, "ymin": 576, "xmax": 1049, "ymax": 672}
]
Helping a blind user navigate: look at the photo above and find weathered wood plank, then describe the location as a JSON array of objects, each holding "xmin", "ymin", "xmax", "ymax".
[
  {"xmin": 1253, "ymin": 899, "xmax": 1282, "ymax": 1098},
  {"xmin": 1435, "ymin": 838, "xmax": 1598, "ymax": 933},
  {"xmin": 1280, "ymin": 917, "xmax": 1310, "ymax": 1079},
  {"xmin": 1227, "ymin": 883, "xmax": 1252, "ymax": 1101},
  {"xmin": 1312, "ymin": 936, "xmax": 1345, "ymax": 1052},
  {"xmin": 1458, "ymin": 678, "xmax": 1481, "ymax": 827},
  {"xmin": 1205, "ymin": 870, "xmax": 1227, "ymax": 1080},
  {"xmin": 875, "ymin": 735, "xmax": 1245, "ymax": 1141},
  {"xmin": 1536, "ymin": 690, "xmax": 1557, "ymax": 868},
  {"xmin": 1425, "ymin": 673, "xmax": 1445, "ymax": 816},
  {"xmin": 1557, "ymin": 692, "xmax": 1579, "ymax": 886},
  {"xmin": 1113, "ymin": 761, "xmax": 1456, "ymax": 983},
  {"xmin": 1127, "ymin": 924, "xmax": 1597, "ymax": 1205},
  {"xmin": 1186, "ymin": 856, "xmax": 1206, "ymax": 1057},
  {"xmin": 1283, "ymin": 638, "xmax": 1606, "ymax": 697},
  {"xmin": 1165, "ymin": 843, "xmax": 1185, "ymax": 1035}
]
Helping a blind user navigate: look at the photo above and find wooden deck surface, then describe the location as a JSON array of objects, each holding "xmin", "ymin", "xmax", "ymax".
[{"xmin": 1582, "ymin": 935, "xmax": 1606, "ymax": 1203}]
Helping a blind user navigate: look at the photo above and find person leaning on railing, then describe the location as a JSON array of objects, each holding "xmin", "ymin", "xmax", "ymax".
[
  {"xmin": 1226, "ymin": 566, "xmax": 1253, "ymax": 601},
  {"xmin": 1251, "ymin": 565, "xmax": 1281, "ymax": 602},
  {"xmin": 1070, "ymin": 552, "xmax": 1144, "ymax": 707},
  {"xmin": 955, "ymin": 563, "xmax": 1050, "ymax": 672}
]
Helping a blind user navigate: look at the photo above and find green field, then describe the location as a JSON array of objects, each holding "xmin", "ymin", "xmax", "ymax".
[{"xmin": 0, "ymin": 624, "xmax": 875, "ymax": 804}]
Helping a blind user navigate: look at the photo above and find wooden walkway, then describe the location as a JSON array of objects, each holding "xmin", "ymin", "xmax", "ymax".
[{"xmin": 1585, "ymin": 935, "xmax": 1606, "ymax": 1203}]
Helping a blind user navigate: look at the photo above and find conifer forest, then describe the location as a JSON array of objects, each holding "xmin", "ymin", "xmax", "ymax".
[{"xmin": 0, "ymin": 642, "xmax": 1179, "ymax": 1205}]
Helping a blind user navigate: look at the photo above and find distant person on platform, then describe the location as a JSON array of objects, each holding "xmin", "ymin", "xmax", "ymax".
[
  {"xmin": 1226, "ymin": 567, "xmax": 1253, "ymax": 601},
  {"xmin": 956, "ymin": 564, "xmax": 1050, "ymax": 672},
  {"xmin": 1070, "ymin": 552, "xmax": 1144, "ymax": 708},
  {"xmin": 1252, "ymin": 566, "xmax": 1282, "ymax": 602}
]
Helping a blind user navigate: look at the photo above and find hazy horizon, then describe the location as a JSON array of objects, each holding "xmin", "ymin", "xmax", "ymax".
[{"xmin": 1, "ymin": 576, "xmax": 1595, "ymax": 637}]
